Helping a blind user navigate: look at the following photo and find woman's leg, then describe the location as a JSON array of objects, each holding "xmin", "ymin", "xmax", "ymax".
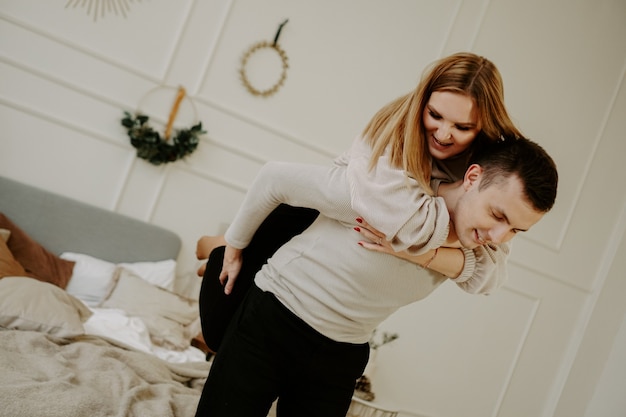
[
  {"xmin": 196, "ymin": 235, "xmax": 226, "ymax": 277},
  {"xmin": 198, "ymin": 204, "xmax": 319, "ymax": 353},
  {"xmin": 195, "ymin": 286, "xmax": 279, "ymax": 417}
]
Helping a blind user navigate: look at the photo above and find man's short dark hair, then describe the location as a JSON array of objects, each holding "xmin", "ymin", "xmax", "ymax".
[{"xmin": 470, "ymin": 137, "xmax": 558, "ymax": 212}]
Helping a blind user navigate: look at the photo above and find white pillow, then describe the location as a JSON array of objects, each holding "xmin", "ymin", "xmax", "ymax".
[
  {"xmin": 62, "ymin": 252, "xmax": 117, "ymax": 307},
  {"xmin": 118, "ymin": 259, "xmax": 176, "ymax": 292},
  {"xmin": 61, "ymin": 252, "xmax": 177, "ymax": 307}
]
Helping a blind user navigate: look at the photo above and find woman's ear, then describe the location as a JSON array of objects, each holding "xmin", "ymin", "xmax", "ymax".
[{"xmin": 463, "ymin": 164, "xmax": 483, "ymax": 190}]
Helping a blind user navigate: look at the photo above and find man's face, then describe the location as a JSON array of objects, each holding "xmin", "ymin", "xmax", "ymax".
[{"xmin": 450, "ymin": 165, "xmax": 545, "ymax": 249}]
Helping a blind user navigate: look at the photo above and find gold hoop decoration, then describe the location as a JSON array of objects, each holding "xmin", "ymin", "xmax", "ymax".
[
  {"xmin": 121, "ymin": 86, "xmax": 206, "ymax": 166},
  {"xmin": 239, "ymin": 20, "xmax": 289, "ymax": 98}
]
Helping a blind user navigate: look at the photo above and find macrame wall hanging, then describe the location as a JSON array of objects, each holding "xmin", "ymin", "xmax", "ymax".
[
  {"xmin": 121, "ymin": 86, "xmax": 206, "ymax": 166},
  {"xmin": 239, "ymin": 19, "xmax": 290, "ymax": 98}
]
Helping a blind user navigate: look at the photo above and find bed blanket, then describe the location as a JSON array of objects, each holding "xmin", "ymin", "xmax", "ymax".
[{"xmin": 0, "ymin": 329, "xmax": 211, "ymax": 417}]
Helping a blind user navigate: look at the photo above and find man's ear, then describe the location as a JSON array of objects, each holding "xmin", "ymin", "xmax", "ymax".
[{"xmin": 463, "ymin": 164, "xmax": 483, "ymax": 190}]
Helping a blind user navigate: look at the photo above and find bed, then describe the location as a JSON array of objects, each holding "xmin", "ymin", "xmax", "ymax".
[{"xmin": 0, "ymin": 175, "xmax": 212, "ymax": 417}]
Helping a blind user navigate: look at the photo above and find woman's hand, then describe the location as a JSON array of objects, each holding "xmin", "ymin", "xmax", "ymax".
[
  {"xmin": 354, "ymin": 217, "xmax": 395, "ymax": 254},
  {"xmin": 354, "ymin": 217, "xmax": 464, "ymax": 276},
  {"xmin": 219, "ymin": 244, "xmax": 243, "ymax": 295}
]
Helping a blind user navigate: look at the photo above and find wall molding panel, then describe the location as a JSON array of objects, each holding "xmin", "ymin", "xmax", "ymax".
[{"xmin": 1, "ymin": 1, "xmax": 625, "ymax": 416}]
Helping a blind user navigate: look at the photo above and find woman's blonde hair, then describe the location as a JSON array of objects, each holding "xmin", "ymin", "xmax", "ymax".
[{"xmin": 362, "ymin": 52, "xmax": 522, "ymax": 193}]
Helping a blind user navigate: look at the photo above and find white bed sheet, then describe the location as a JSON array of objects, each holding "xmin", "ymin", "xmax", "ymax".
[{"xmin": 84, "ymin": 307, "xmax": 206, "ymax": 363}]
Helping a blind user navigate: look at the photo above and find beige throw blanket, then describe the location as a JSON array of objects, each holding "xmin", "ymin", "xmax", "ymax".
[{"xmin": 0, "ymin": 329, "xmax": 211, "ymax": 417}]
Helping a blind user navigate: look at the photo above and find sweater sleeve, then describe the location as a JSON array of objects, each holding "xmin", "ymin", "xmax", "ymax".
[
  {"xmin": 342, "ymin": 138, "xmax": 510, "ymax": 294},
  {"xmin": 343, "ymin": 138, "xmax": 450, "ymax": 255},
  {"xmin": 450, "ymin": 242, "xmax": 511, "ymax": 295},
  {"xmin": 224, "ymin": 161, "xmax": 353, "ymax": 249}
]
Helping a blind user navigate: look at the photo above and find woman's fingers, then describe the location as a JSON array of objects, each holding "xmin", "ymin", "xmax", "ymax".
[
  {"xmin": 355, "ymin": 217, "xmax": 385, "ymax": 239},
  {"xmin": 354, "ymin": 217, "xmax": 394, "ymax": 253},
  {"xmin": 356, "ymin": 239, "xmax": 388, "ymax": 253},
  {"xmin": 354, "ymin": 226, "xmax": 383, "ymax": 245}
]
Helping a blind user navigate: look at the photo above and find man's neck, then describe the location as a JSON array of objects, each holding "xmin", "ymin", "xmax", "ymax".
[{"xmin": 437, "ymin": 180, "xmax": 463, "ymax": 211}]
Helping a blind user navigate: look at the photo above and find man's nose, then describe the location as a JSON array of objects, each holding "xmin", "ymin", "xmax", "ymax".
[{"xmin": 488, "ymin": 225, "xmax": 514, "ymax": 244}]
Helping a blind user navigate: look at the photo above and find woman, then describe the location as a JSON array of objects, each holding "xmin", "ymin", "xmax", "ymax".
[{"xmin": 197, "ymin": 52, "xmax": 521, "ymax": 354}]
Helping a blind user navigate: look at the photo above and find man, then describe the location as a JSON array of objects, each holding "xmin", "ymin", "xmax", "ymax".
[{"xmin": 195, "ymin": 137, "xmax": 558, "ymax": 417}]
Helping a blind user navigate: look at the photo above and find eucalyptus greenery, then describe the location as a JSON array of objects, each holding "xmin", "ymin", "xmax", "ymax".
[
  {"xmin": 368, "ymin": 328, "xmax": 399, "ymax": 350},
  {"xmin": 121, "ymin": 111, "xmax": 205, "ymax": 165}
]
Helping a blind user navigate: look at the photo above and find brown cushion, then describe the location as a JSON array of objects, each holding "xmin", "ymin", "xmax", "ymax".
[
  {"xmin": 0, "ymin": 237, "xmax": 27, "ymax": 278},
  {"xmin": 0, "ymin": 213, "xmax": 75, "ymax": 288}
]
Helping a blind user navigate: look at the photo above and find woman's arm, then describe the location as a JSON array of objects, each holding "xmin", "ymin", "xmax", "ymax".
[
  {"xmin": 340, "ymin": 137, "xmax": 451, "ymax": 255},
  {"xmin": 220, "ymin": 162, "xmax": 340, "ymax": 292},
  {"xmin": 354, "ymin": 217, "xmax": 510, "ymax": 295},
  {"xmin": 226, "ymin": 159, "xmax": 449, "ymax": 252},
  {"xmin": 224, "ymin": 161, "xmax": 352, "ymax": 250},
  {"xmin": 355, "ymin": 218, "xmax": 464, "ymax": 278}
]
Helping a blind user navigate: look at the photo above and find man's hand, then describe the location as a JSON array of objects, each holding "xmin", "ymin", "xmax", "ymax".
[{"xmin": 219, "ymin": 244, "xmax": 243, "ymax": 295}]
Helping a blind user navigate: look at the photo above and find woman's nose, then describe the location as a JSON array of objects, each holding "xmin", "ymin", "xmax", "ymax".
[{"xmin": 437, "ymin": 124, "xmax": 452, "ymax": 140}]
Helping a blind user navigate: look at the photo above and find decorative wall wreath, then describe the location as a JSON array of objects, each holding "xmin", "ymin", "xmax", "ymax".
[
  {"xmin": 121, "ymin": 86, "xmax": 205, "ymax": 166},
  {"xmin": 239, "ymin": 20, "xmax": 290, "ymax": 98}
]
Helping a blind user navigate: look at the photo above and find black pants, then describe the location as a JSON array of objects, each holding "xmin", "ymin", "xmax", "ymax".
[
  {"xmin": 194, "ymin": 284, "xmax": 370, "ymax": 417},
  {"xmin": 198, "ymin": 204, "xmax": 319, "ymax": 353}
]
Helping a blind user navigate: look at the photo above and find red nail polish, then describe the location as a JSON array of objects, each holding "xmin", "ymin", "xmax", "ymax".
[
  {"xmin": 354, "ymin": 227, "xmax": 361, "ymax": 232},
  {"xmin": 357, "ymin": 242, "xmax": 364, "ymax": 246},
  {"xmin": 356, "ymin": 218, "xmax": 363, "ymax": 223}
]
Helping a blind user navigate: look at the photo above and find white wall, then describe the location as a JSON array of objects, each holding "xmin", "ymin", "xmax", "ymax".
[
  {"xmin": 1, "ymin": 1, "xmax": 625, "ymax": 416},
  {"xmin": 584, "ymin": 312, "xmax": 626, "ymax": 417}
]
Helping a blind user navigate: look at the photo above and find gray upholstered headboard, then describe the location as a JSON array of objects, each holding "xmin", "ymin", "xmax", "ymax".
[{"xmin": 0, "ymin": 176, "xmax": 181, "ymax": 263}]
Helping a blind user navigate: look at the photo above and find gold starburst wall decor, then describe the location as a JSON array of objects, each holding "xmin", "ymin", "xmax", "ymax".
[{"xmin": 65, "ymin": 0, "xmax": 144, "ymax": 22}]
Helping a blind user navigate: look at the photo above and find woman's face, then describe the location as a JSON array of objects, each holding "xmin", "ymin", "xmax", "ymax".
[{"xmin": 423, "ymin": 91, "xmax": 482, "ymax": 160}]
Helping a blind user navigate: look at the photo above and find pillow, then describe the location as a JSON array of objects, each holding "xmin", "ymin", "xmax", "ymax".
[
  {"xmin": 100, "ymin": 267, "xmax": 199, "ymax": 350},
  {"xmin": 118, "ymin": 259, "xmax": 177, "ymax": 291},
  {"xmin": 62, "ymin": 252, "xmax": 177, "ymax": 307},
  {"xmin": 0, "ymin": 277, "xmax": 92, "ymax": 338},
  {"xmin": 0, "ymin": 213, "xmax": 75, "ymax": 288},
  {"xmin": 0, "ymin": 236, "xmax": 27, "ymax": 278},
  {"xmin": 61, "ymin": 252, "xmax": 118, "ymax": 307}
]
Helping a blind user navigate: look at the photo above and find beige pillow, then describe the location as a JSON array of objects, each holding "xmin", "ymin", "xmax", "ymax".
[
  {"xmin": 0, "ymin": 277, "xmax": 92, "ymax": 338},
  {"xmin": 101, "ymin": 267, "xmax": 199, "ymax": 350}
]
